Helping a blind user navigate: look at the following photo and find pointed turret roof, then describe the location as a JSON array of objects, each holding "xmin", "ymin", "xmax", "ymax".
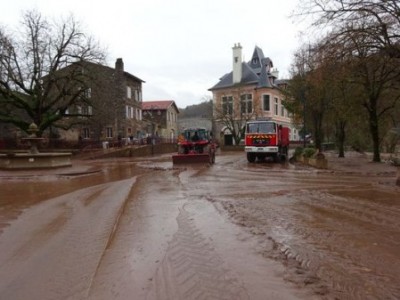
[
  {"xmin": 209, "ymin": 45, "xmax": 277, "ymax": 91},
  {"xmin": 248, "ymin": 46, "xmax": 266, "ymax": 74}
]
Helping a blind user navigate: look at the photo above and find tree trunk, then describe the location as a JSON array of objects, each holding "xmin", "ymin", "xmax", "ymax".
[
  {"xmin": 336, "ymin": 120, "xmax": 346, "ymax": 158},
  {"xmin": 234, "ymin": 135, "xmax": 242, "ymax": 146},
  {"xmin": 369, "ymin": 110, "xmax": 381, "ymax": 162},
  {"xmin": 313, "ymin": 113, "xmax": 324, "ymax": 151}
]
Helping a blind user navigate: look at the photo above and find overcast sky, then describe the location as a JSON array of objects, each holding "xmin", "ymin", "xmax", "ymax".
[{"xmin": 1, "ymin": 0, "xmax": 308, "ymax": 108}]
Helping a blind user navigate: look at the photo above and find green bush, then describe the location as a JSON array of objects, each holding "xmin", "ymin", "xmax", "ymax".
[
  {"xmin": 303, "ymin": 147, "xmax": 317, "ymax": 158},
  {"xmin": 294, "ymin": 147, "xmax": 303, "ymax": 157}
]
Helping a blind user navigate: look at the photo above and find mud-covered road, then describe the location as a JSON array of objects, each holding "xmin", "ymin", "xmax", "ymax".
[{"xmin": 0, "ymin": 151, "xmax": 399, "ymax": 299}]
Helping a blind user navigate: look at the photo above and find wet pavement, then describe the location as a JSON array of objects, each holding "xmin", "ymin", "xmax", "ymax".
[{"xmin": 0, "ymin": 151, "xmax": 399, "ymax": 299}]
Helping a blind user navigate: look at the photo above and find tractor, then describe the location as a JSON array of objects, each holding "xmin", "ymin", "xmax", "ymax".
[{"xmin": 172, "ymin": 128, "xmax": 216, "ymax": 164}]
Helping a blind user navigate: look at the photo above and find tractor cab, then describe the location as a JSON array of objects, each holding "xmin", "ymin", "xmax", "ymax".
[
  {"xmin": 172, "ymin": 128, "xmax": 216, "ymax": 164},
  {"xmin": 182, "ymin": 128, "xmax": 209, "ymax": 142}
]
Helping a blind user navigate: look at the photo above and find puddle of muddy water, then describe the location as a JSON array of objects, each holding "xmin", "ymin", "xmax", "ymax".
[{"xmin": 0, "ymin": 160, "xmax": 151, "ymax": 232}]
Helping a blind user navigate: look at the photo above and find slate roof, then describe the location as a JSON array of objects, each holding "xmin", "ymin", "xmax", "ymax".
[
  {"xmin": 209, "ymin": 45, "xmax": 277, "ymax": 91},
  {"xmin": 248, "ymin": 46, "xmax": 267, "ymax": 74},
  {"xmin": 142, "ymin": 100, "xmax": 179, "ymax": 113},
  {"xmin": 83, "ymin": 61, "xmax": 145, "ymax": 83}
]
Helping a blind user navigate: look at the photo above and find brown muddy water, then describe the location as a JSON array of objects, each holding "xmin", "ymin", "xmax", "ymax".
[{"xmin": 0, "ymin": 152, "xmax": 399, "ymax": 300}]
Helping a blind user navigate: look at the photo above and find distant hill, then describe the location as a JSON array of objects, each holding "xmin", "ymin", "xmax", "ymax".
[{"xmin": 179, "ymin": 100, "xmax": 213, "ymax": 119}]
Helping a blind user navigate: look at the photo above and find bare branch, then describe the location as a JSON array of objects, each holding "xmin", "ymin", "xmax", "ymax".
[{"xmin": 0, "ymin": 10, "xmax": 107, "ymax": 136}]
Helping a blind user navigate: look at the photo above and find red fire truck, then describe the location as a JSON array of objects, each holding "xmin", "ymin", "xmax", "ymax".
[{"xmin": 244, "ymin": 120, "xmax": 290, "ymax": 163}]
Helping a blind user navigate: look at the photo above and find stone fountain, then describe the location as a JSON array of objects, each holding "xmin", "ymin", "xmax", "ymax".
[
  {"xmin": 0, "ymin": 123, "xmax": 72, "ymax": 169},
  {"xmin": 23, "ymin": 122, "xmax": 43, "ymax": 155}
]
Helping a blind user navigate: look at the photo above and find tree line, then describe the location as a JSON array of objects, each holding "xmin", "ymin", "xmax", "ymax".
[{"xmin": 285, "ymin": 0, "xmax": 400, "ymax": 162}]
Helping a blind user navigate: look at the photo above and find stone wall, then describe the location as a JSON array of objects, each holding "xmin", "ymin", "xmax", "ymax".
[
  {"xmin": 0, "ymin": 152, "xmax": 72, "ymax": 169},
  {"xmin": 91, "ymin": 143, "xmax": 177, "ymax": 159},
  {"xmin": 295, "ymin": 153, "xmax": 328, "ymax": 169}
]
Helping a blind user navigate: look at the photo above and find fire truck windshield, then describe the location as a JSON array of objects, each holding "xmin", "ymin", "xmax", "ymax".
[{"xmin": 247, "ymin": 122, "xmax": 276, "ymax": 134}]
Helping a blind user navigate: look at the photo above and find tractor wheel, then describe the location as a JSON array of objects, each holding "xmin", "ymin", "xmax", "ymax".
[
  {"xmin": 247, "ymin": 153, "xmax": 256, "ymax": 163},
  {"xmin": 209, "ymin": 151, "xmax": 215, "ymax": 164}
]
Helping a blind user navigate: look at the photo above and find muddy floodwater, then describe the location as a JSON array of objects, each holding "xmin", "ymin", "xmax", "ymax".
[{"xmin": 0, "ymin": 151, "xmax": 399, "ymax": 299}]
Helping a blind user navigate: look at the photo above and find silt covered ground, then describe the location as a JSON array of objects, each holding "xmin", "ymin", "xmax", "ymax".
[{"xmin": 0, "ymin": 150, "xmax": 399, "ymax": 299}]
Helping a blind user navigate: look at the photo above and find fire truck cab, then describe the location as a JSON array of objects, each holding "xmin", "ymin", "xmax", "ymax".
[{"xmin": 244, "ymin": 120, "xmax": 289, "ymax": 163}]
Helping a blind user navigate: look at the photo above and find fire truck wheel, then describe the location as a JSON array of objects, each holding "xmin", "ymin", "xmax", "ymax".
[{"xmin": 247, "ymin": 153, "xmax": 256, "ymax": 163}]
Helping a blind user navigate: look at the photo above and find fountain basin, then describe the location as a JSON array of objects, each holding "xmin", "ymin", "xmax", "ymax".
[{"xmin": 0, "ymin": 152, "xmax": 72, "ymax": 169}]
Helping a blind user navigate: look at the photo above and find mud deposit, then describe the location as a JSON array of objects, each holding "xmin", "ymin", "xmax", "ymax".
[{"xmin": 0, "ymin": 152, "xmax": 399, "ymax": 299}]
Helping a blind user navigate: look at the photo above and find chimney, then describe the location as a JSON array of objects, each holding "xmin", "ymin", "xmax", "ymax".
[
  {"xmin": 115, "ymin": 58, "xmax": 124, "ymax": 72},
  {"xmin": 232, "ymin": 43, "xmax": 242, "ymax": 84},
  {"xmin": 271, "ymin": 68, "xmax": 279, "ymax": 79}
]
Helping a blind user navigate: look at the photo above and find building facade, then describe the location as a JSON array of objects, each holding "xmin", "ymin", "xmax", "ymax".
[
  {"xmin": 142, "ymin": 100, "xmax": 179, "ymax": 142},
  {"xmin": 209, "ymin": 44, "xmax": 298, "ymax": 145},
  {"xmin": 73, "ymin": 58, "xmax": 145, "ymax": 143}
]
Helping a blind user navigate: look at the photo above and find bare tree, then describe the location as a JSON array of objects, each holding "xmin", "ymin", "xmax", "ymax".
[
  {"xmin": 301, "ymin": 0, "xmax": 400, "ymax": 57},
  {"xmin": 295, "ymin": 1, "xmax": 400, "ymax": 161},
  {"xmin": 213, "ymin": 89, "xmax": 259, "ymax": 146},
  {"xmin": 340, "ymin": 29, "xmax": 400, "ymax": 161},
  {"xmin": 286, "ymin": 43, "xmax": 327, "ymax": 150},
  {"xmin": 318, "ymin": 39, "xmax": 362, "ymax": 157},
  {"xmin": 0, "ymin": 10, "xmax": 106, "ymax": 137}
]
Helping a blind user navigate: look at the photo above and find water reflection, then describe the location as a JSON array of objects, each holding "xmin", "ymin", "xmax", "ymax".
[{"xmin": 0, "ymin": 160, "xmax": 148, "ymax": 232}]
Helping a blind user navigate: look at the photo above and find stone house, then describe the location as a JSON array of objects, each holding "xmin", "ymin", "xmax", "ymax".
[
  {"xmin": 70, "ymin": 58, "xmax": 145, "ymax": 144},
  {"xmin": 0, "ymin": 58, "xmax": 145, "ymax": 148},
  {"xmin": 209, "ymin": 44, "xmax": 297, "ymax": 145},
  {"xmin": 142, "ymin": 100, "xmax": 179, "ymax": 142},
  {"xmin": 37, "ymin": 58, "xmax": 144, "ymax": 145}
]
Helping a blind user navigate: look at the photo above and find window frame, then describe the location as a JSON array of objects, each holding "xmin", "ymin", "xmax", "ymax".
[
  {"xmin": 262, "ymin": 94, "xmax": 270, "ymax": 112},
  {"xmin": 82, "ymin": 127, "xmax": 90, "ymax": 139},
  {"xmin": 240, "ymin": 93, "xmax": 253, "ymax": 114},
  {"xmin": 222, "ymin": 95, "xmax": 233, "ymax": 115},
  {"xmin": 106, "ymin": 127, "xmax": 113, "ymax": 138}
]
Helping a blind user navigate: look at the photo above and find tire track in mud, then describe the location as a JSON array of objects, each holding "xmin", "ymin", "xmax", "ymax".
[
  {"xmin": 46, "ymin": 178, "xmax": 137, "ymax": 300},
  {"xmin": 301, "ymin": 190, "xmax": 400, "ymax": 247},
  {"xmin": 191, "ymin": 154, "xmax": 400, "ymax": 299},
  {"xmin": 216, "ymin": 185, "xmax": 400, "ymax": 299},
  {"xmin": 291, "ymin": 190, "xmax": 400, "ymax": 299},
  {"xmin": 207, "ymin": 160, "xmax": 399, "ymax": 296},
  {"xmin": 148, "ymin": 205, "xmax": 249, "ymax": 300},
  {"xmin": 86, "ymin": 169, "xmax": 186, "ymax": 300},
  {"xmin": 216, "ymin": 194, "xmax": 331, "ymax": 297}
]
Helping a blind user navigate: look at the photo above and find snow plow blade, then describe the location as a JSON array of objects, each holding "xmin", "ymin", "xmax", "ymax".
[{"xmin": 172, "ymin": 153, "xmax": 211, "ymax": 164}]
